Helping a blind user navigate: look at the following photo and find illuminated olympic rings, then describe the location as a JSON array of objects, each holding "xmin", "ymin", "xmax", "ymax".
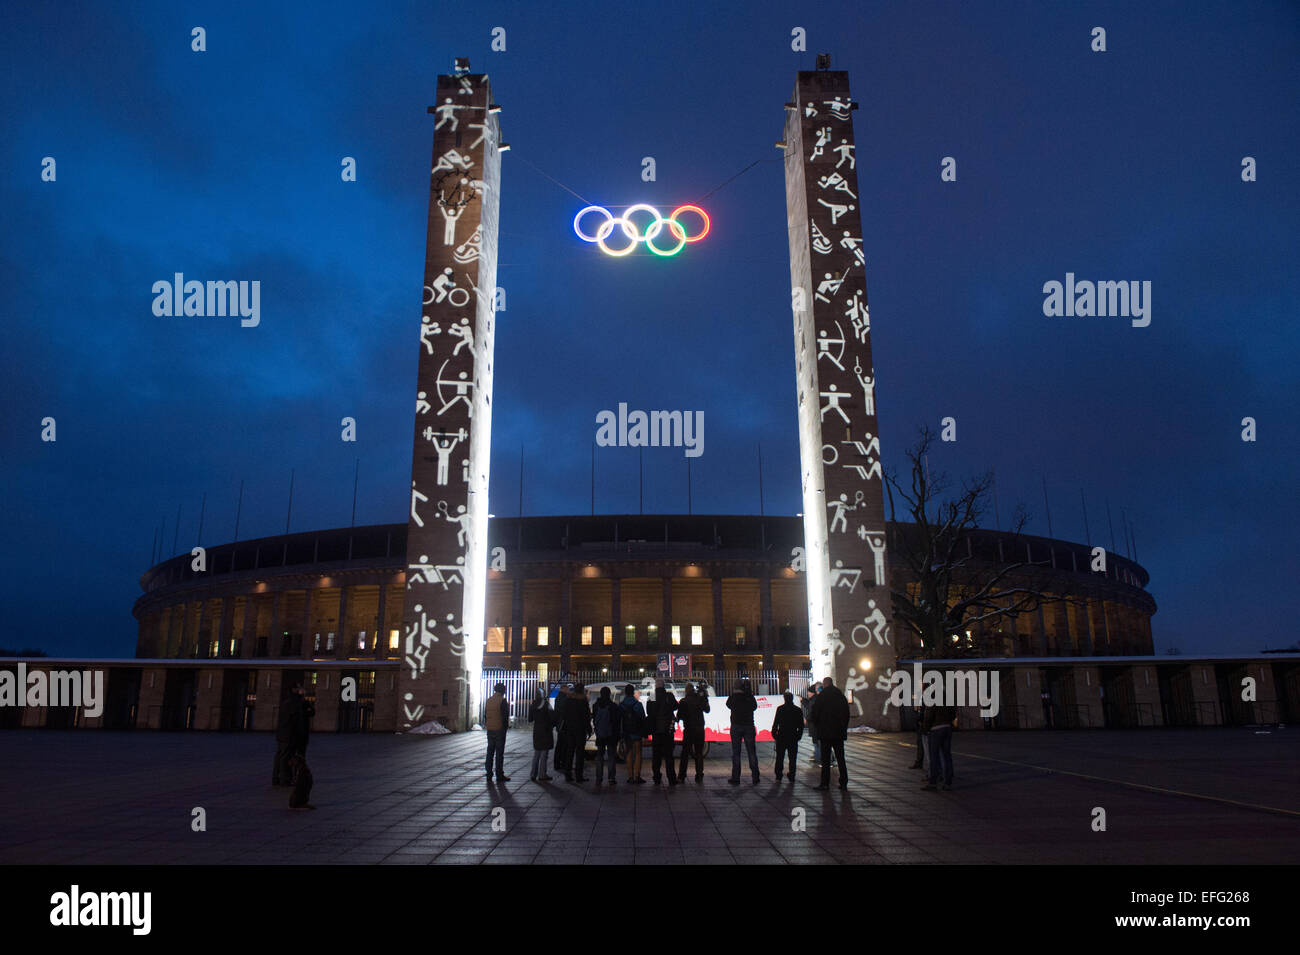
[{"xmin": 572, "ymin": 204, "xmax": 711, "ymax": 257}]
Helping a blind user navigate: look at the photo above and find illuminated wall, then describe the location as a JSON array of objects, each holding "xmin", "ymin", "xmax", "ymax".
[
  {"xmin": 783, "ymin": 69, "xmax": 895, "ymax": 727},
  {"xmin": 398, "ymin": 66, "xmax": 503, "ymax": 731}
]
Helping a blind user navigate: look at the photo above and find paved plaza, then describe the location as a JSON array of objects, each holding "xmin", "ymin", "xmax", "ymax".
[{"xmin": 0, "ymin": 728, "xmax": 1296, "ymax": 865}]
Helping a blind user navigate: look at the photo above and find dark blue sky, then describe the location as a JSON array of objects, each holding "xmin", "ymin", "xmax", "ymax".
[{"xmin": 2, "ymin": 1, "xmax": 1296, "ymax": 658}]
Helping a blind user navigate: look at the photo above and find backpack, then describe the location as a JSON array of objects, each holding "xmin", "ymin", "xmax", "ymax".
[{"xmin": 621, "ymin": 700, "xmax": 644, "ymax": 737}]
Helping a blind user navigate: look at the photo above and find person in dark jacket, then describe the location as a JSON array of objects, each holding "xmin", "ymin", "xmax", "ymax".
[
  {"xmin": 646, "ymin": 680, "xmax": 679, "ymax": 786},
  {"xmin": 563, "ymin": 683, "xmax": 592, "ymax": 782},
  {"xmin": 911, "ymin": 702, "xmax": 927, "ymax": 770},
  {"xmin": 805, "ymin": 686, "xmax": 821, "ymax": 764},
  {"xmin": 620, "ymin": 685, "xmax": 647, "ymax": 783},
  {"xmin": 922, "ymin": 703, "xmax": 957, "ymax": 791},
  {"xmin": 591, "ymin": 686, "xmax": 622, "ymax": 787},
  {"xmin": 553, "ymin": 684, "xmax": 572, "ymax": 774},
  {"xmin": 771, "ymin": 690, "xmax": 804, "ymax": 781},
  {"xmin": 811, "ymin": 676, "xmax": 850, "ymax": 790},
  {"xmin": 726, "ymin": 678, "xmax": 760, "ymax": 785},
  {"xmin": 483, "ymin": 682, "xmax": 510, "ymax": 783},
  {"xmin": 676, "ymin": 682, "xmax": 710, "ymax": 783},
  {"xmin": 528, "ymin": 687, "xmax": 554, "ymax": 782},
  {"xmin": 273, "ymin": 681, "xmax": 314, "ymax": 786}
]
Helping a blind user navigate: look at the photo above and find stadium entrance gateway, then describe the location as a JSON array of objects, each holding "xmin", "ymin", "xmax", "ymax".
[{"xmin": 398, "ymin": 57, "xmax": 896, "ymax": 731}]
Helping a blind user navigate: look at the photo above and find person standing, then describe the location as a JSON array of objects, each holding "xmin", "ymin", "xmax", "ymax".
[
  {"xmin": 273, "ymin": 681, "xmax": 314, "ymax": 787},
  {"xmin": 726, "ymin": 678, "xmax": 760, "ymax": 785},
  {"xmin": 647, "ymin": 680, "xmax": 679, "ymax": 786},
  {"xmin": 922, "ymin": 702, "xmax": 957, "ymax": 791},
  {"xmin": 812, "ymin": 676, "xmax": 850, "ymax": 790},
  {"xmin": 676, "ymin": 682, "xmax": 710, "ymax": 783},
  {"xmin": 563, "ymin": 683, "xmax": 592, "ymax": 782},
  {"xmin": 911, "ymin": 701, "xmax": 928, "ymax": 770},
  {"xmin": 591, "ymin": 686, "xmax": 622, "ymax": 787},
  {"xmin": 553, "ymin": 683, "xmax": 573, "ymax": 775},
  {"xmin": 484, "ymin": 681, "xmax": 510, "ymax": 783},
  {"xmin": 805, "ymin": 685, "xmax": 822, "ymax": 764},
  {"xmin": 620, "ymin": 685, "xmax": 647, "ymax": 783},
  {"xmin": 771, "ymin": 690, "xmax": 804, "ymax": 781},
  {"xmin": 528, "ymin": 687, "xmax": 554, "ymax": 782}
]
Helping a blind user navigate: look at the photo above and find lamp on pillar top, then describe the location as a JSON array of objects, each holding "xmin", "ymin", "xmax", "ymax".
[
  {"xmin": 815, "ymin": 53, "xmax": 832, "ymax": 70},
  {"xmin": 453, "ymin": 57, "xmax": 470, "ymax": 74}
]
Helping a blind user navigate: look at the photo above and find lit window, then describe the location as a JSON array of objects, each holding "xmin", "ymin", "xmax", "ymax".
[
  {"xmin": 691, "ymin": 625, "xmax": 703, "ymax": 646},
  {"xmin": 388, "ymin": 629, "xmax": 399, "ymax": 650},
  {"xmin": 314, "ymin": 633, "xmax": 321, "ymax": 652},
  {"xmin": 671, "ymin": 626, "xmax": 681, "ymax": 646},
  {"xmin": 647, "ymin": 624, "xmax": 659, "ymax": 646},
  {"xmin": 602, "ymin": 626, "xmax": 612, "ymax": 646},
  {"xmin": 358, "ymin": 631, "xmax": 367, "ymax": 650},
  {"xmin": 537, "ymin": 626, "xmax": 549, "ymax": 647},
  {"xmin": 581, "ymin": 626, "xmax": 593, "ymax": 646},
  {"xmin": 625, "ymin": 625, "xmax": 636, "ymax": 646},
  {"xmin": 326, "ymin": 632, "xmax": 335, "ymax": 651},
  {"xmin": 735, "ymin": 626, "xmax": 746, "ymax": 647}
]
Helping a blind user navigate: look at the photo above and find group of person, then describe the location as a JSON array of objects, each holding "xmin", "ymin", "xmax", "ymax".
[
  {"xmin": 483, "ymin": 675, "xmax": 854, "ymax": 791},
  {"xmin": 909, "ymin": 701, "xmax": 958, "ymax": 790}
]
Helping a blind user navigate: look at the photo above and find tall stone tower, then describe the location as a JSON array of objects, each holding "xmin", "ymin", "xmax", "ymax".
[
  {"xmin": 398, "ymin": 61, "xmax": 503, "ymax": 731},
  {"xmin": 782, "ymin": 64, "xmax": 895, "ymax": 728}
]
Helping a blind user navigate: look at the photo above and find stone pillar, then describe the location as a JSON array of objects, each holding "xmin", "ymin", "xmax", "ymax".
[
  {"xmin": 1125, "ymin": 664, "xmax": 1164, "ymax": 727},
  {"xmin": 241, "ymin": 595, "xmax": 258, "ymax": 658},
  {"xmin": 759, "ymin": 571, "xmax": 773, "ymax": 672},
  {"xmin": 1185, "ymin": 663, "xmax": 1222, "ymax": 725},
  {"xmin": 661, "ymin": 574, "xmax": 672, "ymax": 663},
  {"xmin": 373, "ymin": 582, "xmax": 388, "ymax": 661},
  {"xmin": 1066, "ymin": 666, "xmax": 1102, "ymax": 727},
  {"xmin": 510, "ymin": 577, "xmax": 524, "ymax": 668},
  {"xmin": 218, "ymin": 597, "xmax": 234, "ymax": 658},
  {"xmin": 269, "ymin": 591, "xmax": 282, "ymax": 658},
  {"xmin": 138, "ymin": 668, "xmax": 167, "ymax": 730},
  {"xmin": 195, "ymin": 596, "xmax": 210, "ymax": 659},
  {"xmin": 610, "ymin": 577, "xmax": 622, "ymax": 671},
  {"xmin": 252, "ymin": 669, "xmax": 278, "ymax": 731},
  {"xmin": 782, "ymin": 67, "xmax": 893, "ymax": 727},
  {"xmin": 712, "ymin": 576, "xmax": 725, "ymax": 671},
  {"xmin": 398, "ymin": 64, "xmax": 504, "ymax": 731},
  {"xmin": 335, "ymin": 584, "xmax": 350, "ymax": 659},
  {"xmin": 560, "ymin": 575, "xmax": 572, "ymax": 674},
  {"xmin": 301, "ymin": 588, "xmax": 313, "ymax": 658},
  {"xmin": 193, "ymin": 668, "xmax": 224, "ymax": 730},
  {"xmin": 314, "ymin": 669, "xmax": 340, "ymax": 733}
]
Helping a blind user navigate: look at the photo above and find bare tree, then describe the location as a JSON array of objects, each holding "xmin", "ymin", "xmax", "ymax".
[{"xmin": 884, "ymin": 426, "xmax": 1078, "ymax": 659}]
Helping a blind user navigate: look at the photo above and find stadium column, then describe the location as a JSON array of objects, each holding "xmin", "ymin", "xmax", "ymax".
[
  {"xmin": 782, "ymin": 68, "xmax": 895, "ymax": 728},
  {"xmin": 398, "ymin": 66, "xmax": 503, "ymax": 732}
]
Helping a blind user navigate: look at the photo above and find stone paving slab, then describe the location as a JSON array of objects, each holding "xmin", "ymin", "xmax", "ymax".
[{"xmin": 0, "ymin": 727, "xmax": 1296, "ymax": 864}]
